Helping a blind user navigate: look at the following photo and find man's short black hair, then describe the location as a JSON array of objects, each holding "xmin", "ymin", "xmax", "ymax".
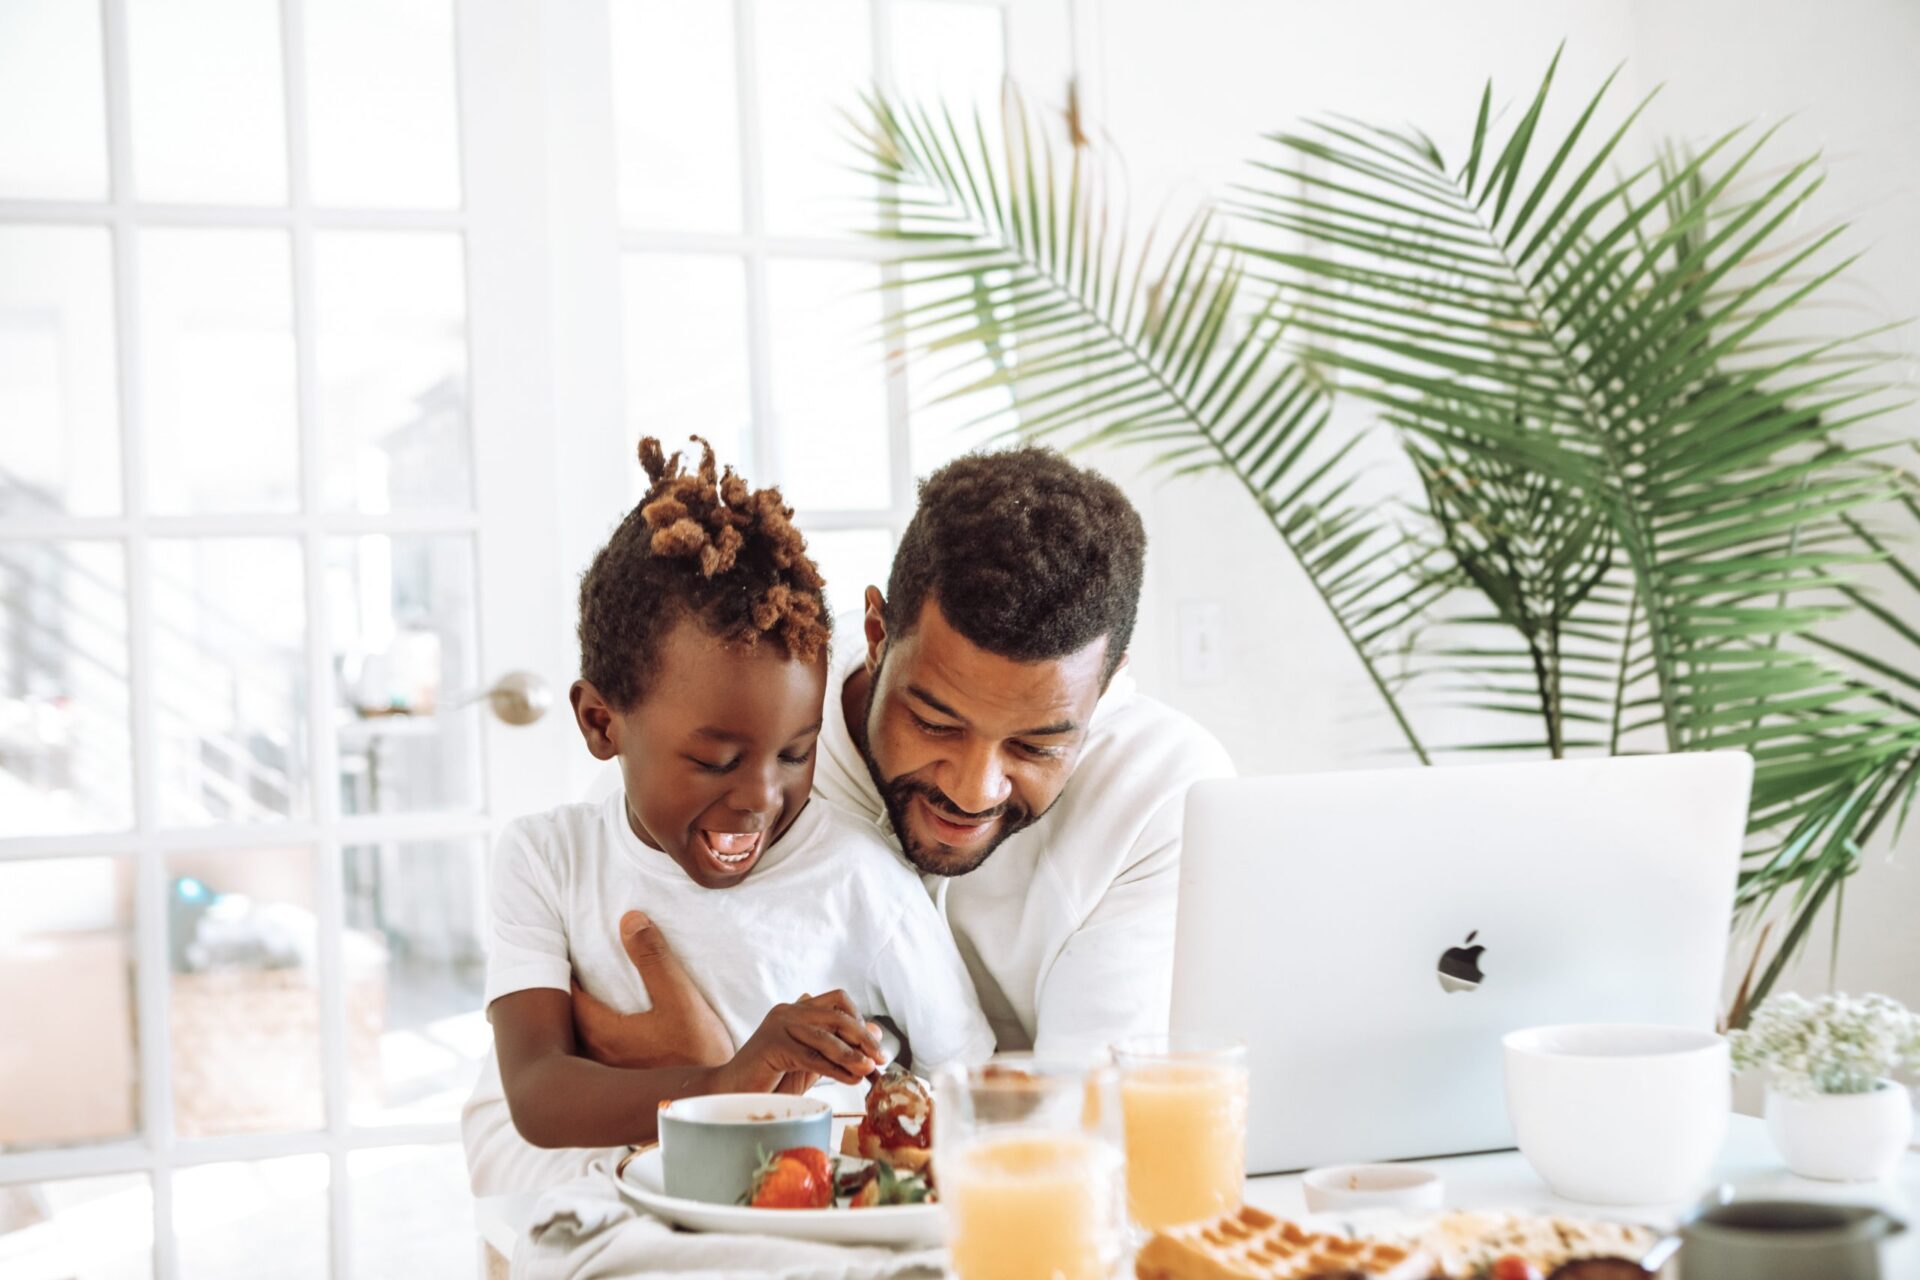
[{"xmin": 885, "ymin": 446, "xmax": 1146, "ymax": 680}]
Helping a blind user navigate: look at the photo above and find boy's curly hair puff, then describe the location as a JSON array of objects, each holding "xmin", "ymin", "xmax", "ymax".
[{"xmin": 577, "ymin": 437, "xmax": 829, "ymax": 709}]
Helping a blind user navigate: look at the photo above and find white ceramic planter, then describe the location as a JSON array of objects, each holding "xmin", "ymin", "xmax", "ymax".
[{"xmin": 1763, "ymin": 1079, "xmax": 1915, "ymax": 1182}]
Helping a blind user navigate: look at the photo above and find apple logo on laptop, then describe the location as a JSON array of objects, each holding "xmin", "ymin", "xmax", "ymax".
[{"xmin": 1437, "ymin": 930, "xmax": 1485, "ymax": 993}]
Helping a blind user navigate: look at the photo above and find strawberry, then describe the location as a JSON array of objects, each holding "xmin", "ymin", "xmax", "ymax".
[
  {"xmin": 745, "ymin": 1148, "xmax": 830, "ymax": 1209},
  {"xmin": 1489, "ymin": 1257, "xmax": 1541, "ymax": 1280},
  {"xmin": 778, "ymin": 1146, "xmax": 832, "ymax": 1190}
]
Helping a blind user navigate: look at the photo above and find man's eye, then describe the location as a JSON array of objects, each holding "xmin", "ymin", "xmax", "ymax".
[
  {"xmin": 912, "ymin": 714, "xmax": 959, "ymax": 737},
  {"xmin": 1016, "ymin": 741, "xmax": 1065, "ymax": 760}
]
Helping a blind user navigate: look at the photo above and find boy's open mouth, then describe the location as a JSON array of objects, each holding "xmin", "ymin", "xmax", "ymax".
[{"xmin": 693, "ymin": 828, "xmax": 764, "ymax": 872}]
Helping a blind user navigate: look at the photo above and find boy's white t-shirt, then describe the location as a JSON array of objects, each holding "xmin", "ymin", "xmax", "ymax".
[{"xmin": 462, "ymin": 790, "xmax": 994, "ymax": 1196}]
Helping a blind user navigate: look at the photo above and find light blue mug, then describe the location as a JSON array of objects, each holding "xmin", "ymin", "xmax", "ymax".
[{"xmin": 658, "ymin": 1093, "xmax": 834, "ymax": 1205}]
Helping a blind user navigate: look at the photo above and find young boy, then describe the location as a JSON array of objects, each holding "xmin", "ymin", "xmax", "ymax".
[{"xmin": 462, "ymin": 439, "xmax": 993, "ymax": 1196}]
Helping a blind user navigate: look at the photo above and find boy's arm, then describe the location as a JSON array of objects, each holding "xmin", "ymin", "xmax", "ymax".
[
  {"xmin": 494, "ymin": 987, "xmax": 886, "ymax": 1150},
  {"xmin": 492, "ymin": 988, "xmax": 718, "ymax": 1149}
]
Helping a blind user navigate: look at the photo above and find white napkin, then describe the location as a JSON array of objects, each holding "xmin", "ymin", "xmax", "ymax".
[{"xmin": 511, "ymin": 1162, "xmax": 946, "ymax": 1280}]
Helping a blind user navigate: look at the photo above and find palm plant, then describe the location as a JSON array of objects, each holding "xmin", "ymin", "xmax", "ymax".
[{"xmin": 852, "ymin": 53, "xmax": 1920, "ymax": 1024}]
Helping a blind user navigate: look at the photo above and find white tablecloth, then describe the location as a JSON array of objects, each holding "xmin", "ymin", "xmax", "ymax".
[{"xmin": 474, "ymin": 1115, "xmax": 1920, "ymax": 1275}]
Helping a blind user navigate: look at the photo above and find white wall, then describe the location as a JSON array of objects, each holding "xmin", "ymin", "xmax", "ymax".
[{"xmin": 1080, "ymin": 0, "xmax": 1920, "ymax": 1010}]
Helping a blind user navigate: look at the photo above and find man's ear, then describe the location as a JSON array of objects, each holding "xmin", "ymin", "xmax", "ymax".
[
  {"xmin": 570, "ymin": 679, "xmax": 621, "ymax": 761},
  {"xmin": 862, "ymin": 586, "xmax": 889, "ymax": 673}
]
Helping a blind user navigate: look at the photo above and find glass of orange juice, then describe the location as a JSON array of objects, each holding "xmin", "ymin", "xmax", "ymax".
[
  {"xmin": 934, "ymin": 1056, "xmax": 1127, "ymax": 1280},
  {"xmin": 1112, "ymin": 1034, "xmax": 1248, "ymax": 1230}
]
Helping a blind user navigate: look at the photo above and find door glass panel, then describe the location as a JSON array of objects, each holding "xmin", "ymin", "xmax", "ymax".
[
  {"xmin": 304, "ymin": 0, "xmax": 461, "ymax": 209},
  {"xmin": 152, "ymin": 539, "xmax": 307, "ymax": 827},
  {"xmin": 765, "ymin": 258, "xmax": 890, "ymax": 510},
  {"xmin": 167, "ymin": 847, "xmax": 321, "ymax": 1138},
  {"xmin": 0, "ymin": 226, "xmax": 121, "ymax": 518},
  {"xmin": 343, "ymin": 839, "xmax": 486, "ymax": 1127},
  {"xmin": 755, "ymin": 0, "xmax": 874, "ymax": 237},
  {"xmin": 0, "ymin": 0, "xmax": 109, "ymax": 200},
  {"xmin": 0, "ymin": 1172, "xmax": 153, "ymax": 1280},
  {"xmin": 314, "ymin": 231, "xmax": 471, "ymax": 513},
  {"xmin": 139, "ymin": 230, "xmax": 300, "ymax": 515},
  {"xmin": 0, "ymin": 857, "xmax": 138, "ymax": 1151},
  {"xmin": 126, "ymin": 0, "xmax": 288, "ymax": 205},
  {"xmin": 804, "ymin": 527, "xmax": 893, "ymax": 626},
  {"xmin": 621, "ymin": 254, "xmax": 752, "ymax": 481},
  {"xmin": 610, "ymin": 0, "xmax": 741, "ymax": 232},
  {"xmin": 172, "ymin": 1156, "xmax": 327, "ymax": 1278},
  {"xmin": 0, "ymin": 542, "xmax": 133, "ymax": 837},
  {"xmin": 328, "ymin": 535, "xmax": 480, "ymax": 815},
  {"xmin": 891, "ymin": 1, "xmax": 1005, "ymax": 105}
]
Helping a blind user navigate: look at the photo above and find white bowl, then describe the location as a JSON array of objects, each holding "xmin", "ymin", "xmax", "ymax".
[
  {"xmin": 1503, "ymin": 1023, "xmax": 1729, "ymax": 1206},
  {"xmin": 1301, "ymin": 1163, "xmax": 1444, "ymax": 1213}
]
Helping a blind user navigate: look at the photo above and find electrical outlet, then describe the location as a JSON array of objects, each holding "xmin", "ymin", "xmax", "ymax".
[{"xmin": 1178, "ymin": 599, "xmax": 1225, "ymax": 685}]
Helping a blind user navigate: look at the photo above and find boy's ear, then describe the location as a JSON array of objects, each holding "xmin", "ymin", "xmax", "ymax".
[
  {"xmin": 570, "ymin": 679, "xmax": 621, "ymax": 760},
  {"xmin": 862, "ymin": 586, "xmax": 888, "ymax": 672}
]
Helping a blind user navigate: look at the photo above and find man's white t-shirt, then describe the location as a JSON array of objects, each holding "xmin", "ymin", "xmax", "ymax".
[
  {"xmin": 813, "ymin": 628, "xmax": 1236, "ymax": 1056},
  {"xmin": 462, "ymin": 790, "xmax": 994, "ymax": 1196}
]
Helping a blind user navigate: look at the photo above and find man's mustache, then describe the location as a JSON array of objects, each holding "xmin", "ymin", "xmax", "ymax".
[{"xmin": 886, "ymin": 776, "xmax": 1019, "ymax": 825}]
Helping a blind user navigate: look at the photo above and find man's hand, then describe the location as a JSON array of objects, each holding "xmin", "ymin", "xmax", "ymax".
[{"xmin": 570, "ymin": 910, "xmax": 735, "ymax": 1069}]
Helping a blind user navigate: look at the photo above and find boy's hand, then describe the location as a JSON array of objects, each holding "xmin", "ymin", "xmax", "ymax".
[
  {"xmin": 717, "ymin": 991, "xmax": 885, "ymax": 1093},
  {"xmin": 570, "ymin": 911, "xmax": 734, "ymax": 1069}
]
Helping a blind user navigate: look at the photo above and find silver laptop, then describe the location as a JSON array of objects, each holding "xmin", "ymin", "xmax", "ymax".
[{"xmin": 1171, "ymin": 752, "xmax": 1752, "ymax": 1174}]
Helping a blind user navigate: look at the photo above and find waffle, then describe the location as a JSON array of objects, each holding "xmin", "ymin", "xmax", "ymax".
[
  {"xmin": 1134, "ymin": 1205, "xmax": 1433, "ymax": 1280},
  {"xmin": 1386, "ymin": 1211, "xmax": 1655, "ymax": 1277}
]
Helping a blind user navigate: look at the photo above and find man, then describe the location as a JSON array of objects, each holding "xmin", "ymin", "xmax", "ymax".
[{"xmin": 573, "ymin": 446, "xmax": 1233, "ymax": 1061}]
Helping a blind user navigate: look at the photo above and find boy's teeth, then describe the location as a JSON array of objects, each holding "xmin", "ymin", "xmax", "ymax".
[{"xmin": 703, "ymin": 831, "xmax": 761, "ymax": 863}]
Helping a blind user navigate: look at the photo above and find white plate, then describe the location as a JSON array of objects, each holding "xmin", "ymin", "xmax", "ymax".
[{"xmin": 613, "ymin": 1124, "xmax": 944, "ymax": 1248}]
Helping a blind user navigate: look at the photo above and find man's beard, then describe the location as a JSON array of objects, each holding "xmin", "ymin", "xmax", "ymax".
[{"xmin": 856, "ymin": 658, "xmax": 1039, "ymax": 877}]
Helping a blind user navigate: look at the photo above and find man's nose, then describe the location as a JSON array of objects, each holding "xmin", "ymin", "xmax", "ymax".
[{"xmin": 941, "ymin": 740, "xmax": 1012, "ymax": 815}]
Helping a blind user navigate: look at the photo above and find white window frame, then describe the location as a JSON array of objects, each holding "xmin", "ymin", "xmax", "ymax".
[{"xmin": 0, "ymin": 3, "xmax": 574, "ymax": 1276}]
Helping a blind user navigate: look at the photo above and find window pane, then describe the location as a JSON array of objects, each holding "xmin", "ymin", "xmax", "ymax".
[
  {"xmin": 349, "ymin": 1145, "xmax": 475, "ymax": 1277},
  {"xmin": 0, "ymin": 226, "xmax": 121, "ymax": 517},
  {"xmin": 891, "ymin": 1, "xmax": 1004, "ymax": 105},
  {"xmin": 168, "ymin": 848, "xmax": 321, "ymax": 1137},
  {"xmin": 622, "ymin": 254, "xmax": 751, "ymax": 481},
  {"xmin": 0, "ymin": 858, "xmax": 138, "ymax": 1151},
  {"xmin": 328, "ymin": 536, "xmax": 480, "ymax": 815},
  {"xmin": 315, "ymin": 232, "xmax": 470, "ymax": 512},
  {"xmin": 0, "ymin": 1, "xmax": 109, "ymax": 200},
  {"xmin": 152, "ymin": 539, "xmax": 307, "ymax": 827},
  {"xmin": 755, "ymin": 0, "xmax": 874, "ymax": 237},
  {"xmin": 173, "ymin": 1156, "xmax": 327, "ymax": 1277},
  {"xmin": 610, "ymin": 0, "xmax": 741, "ymax": 232},
  {"xmin": 344, "ymin": 841, "xmax": 485, "ymax": 1127},
  {"xmin": 305, "ymin": 0, "xmax": 461, "ymax": 209},
  {"xmin": 805, "ymin": 527, "xmax": 893, "ymax": 626},
  {"xmin": 126, "ymin": 0, "xmax": 287, "ymax": 205},
  {"xmin": 139, "ymin": 230, "xmax": 299, "ymax": 514},
  {"xmin": 0, "ymin": 542, "xmax": 133, "ymax": 836},
  {"xmin": 0, "ymin": 1172, "xmax": 153, "ymax": 1280},
  {"xmin": 900, "ymin": 277, "xmax": 1017, "ymax": 478},
  {"xmin": 765, "ymin": 258, "xmax": 890, "ymax": 510}
]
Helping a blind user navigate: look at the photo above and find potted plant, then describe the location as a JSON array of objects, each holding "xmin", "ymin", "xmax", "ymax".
[
  {"xmin": 1731, "ymin": 993, "xmax": 1920, "ymax": 1180},
  {"xmin": 854, "ymin": 57, "xmax": 1920, "ymax": 1032}
]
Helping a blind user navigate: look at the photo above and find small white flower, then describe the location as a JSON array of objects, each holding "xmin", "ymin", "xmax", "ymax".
[{"xmin": 1731, "ymin": 992, "xmax": 1920, "ymax": 1096}]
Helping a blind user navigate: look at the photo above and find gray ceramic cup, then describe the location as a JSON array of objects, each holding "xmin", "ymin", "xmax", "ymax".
[
  {"xmin": 658, "ymin": 1093, "xmax": 833, "ymax": 1205},
  {"xmin": 1678, "ymin": 1200, "xmax": 1907, "ymax": 1280}
]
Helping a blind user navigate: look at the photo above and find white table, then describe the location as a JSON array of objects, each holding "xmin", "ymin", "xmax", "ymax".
[{"xmin": 476, "ymin": 1115, "xmax": 1920, "ymax": 1272}]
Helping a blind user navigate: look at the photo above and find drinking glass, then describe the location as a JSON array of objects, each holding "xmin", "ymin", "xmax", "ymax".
[
  {"xmin": 934, "ymin": 1056, "xmax": 1128, "ymax": 1280},
  {"xmin": 1113, "ymin": 1034, "xmax": 1249, "ymax": 1230}
]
